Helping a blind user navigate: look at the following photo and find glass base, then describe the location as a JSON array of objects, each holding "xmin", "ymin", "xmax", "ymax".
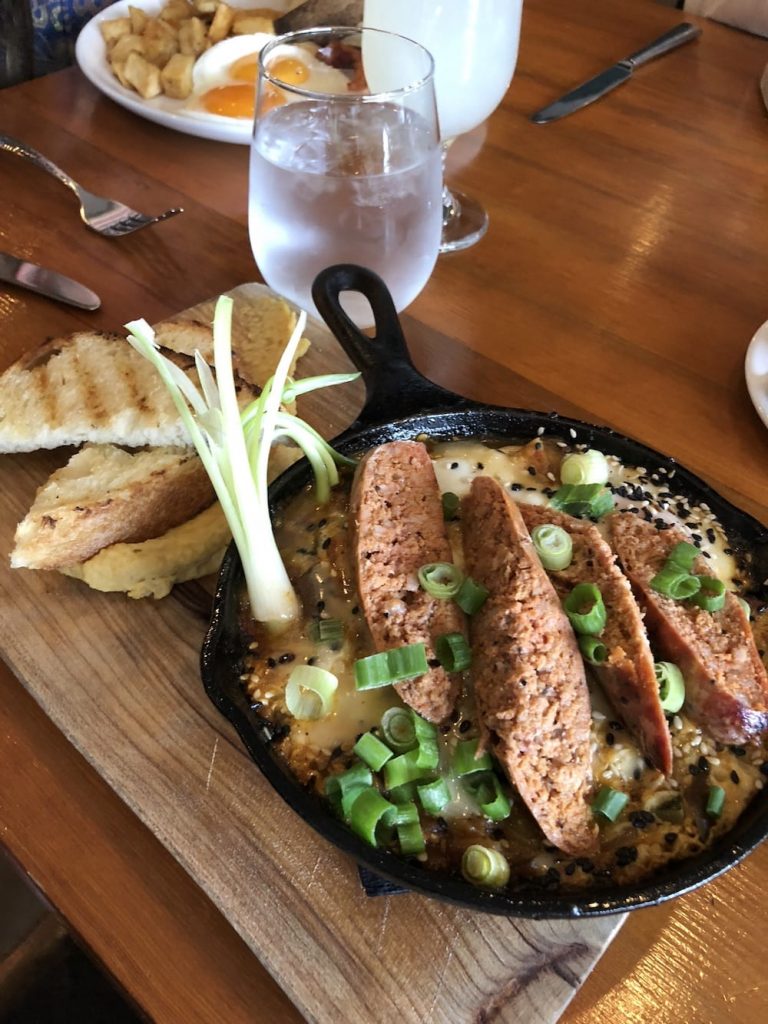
[{"xmin": 440, "ymin": 187, "xmax": 489, "ymax": 253}]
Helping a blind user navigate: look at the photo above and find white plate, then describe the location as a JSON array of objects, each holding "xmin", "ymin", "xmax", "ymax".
[
  {"xmin": 745, "ymin": 319, "xmax": 768, "ymax": 429},
  {"xmin": 75, "ymin": 0, "xmax": 295, "ymax": 145}
]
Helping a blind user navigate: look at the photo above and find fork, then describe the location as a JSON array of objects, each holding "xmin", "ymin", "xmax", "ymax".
[{"xmin": 0, "ymin": 133, "xmax": 184, "ymax": 238}]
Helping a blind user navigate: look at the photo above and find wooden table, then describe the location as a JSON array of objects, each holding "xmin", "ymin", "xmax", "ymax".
[{"xmin": 1, "ymin": 0, "xmax": 767, "ymax": 1020}]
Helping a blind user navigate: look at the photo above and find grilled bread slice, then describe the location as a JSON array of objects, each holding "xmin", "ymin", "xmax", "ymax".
[
  {"xmin": 11, "ymin": 444, "xmax": 215, "ymax": 571},
  {"xmin": 0, "ymin": 331, "xmax": 247, "ymax": 452}
]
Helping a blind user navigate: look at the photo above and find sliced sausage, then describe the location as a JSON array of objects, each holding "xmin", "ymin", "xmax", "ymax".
[
  {"xmin": 462, "ymin": 477, "xmax": 598, "ymax": 856},
  {"xmin": 351, "ymin": 441, "xmax": 463, "ymax": 723},
  {"xmin": 521, "ymin": 504, "xmax": 673, "ymax": 775},
  {"xmin": 608, "ymin": 512, "xmax": 768, "ymax": 744}
]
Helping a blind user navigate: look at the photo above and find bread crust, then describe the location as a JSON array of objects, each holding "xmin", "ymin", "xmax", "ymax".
[{"xmin": 11, "ymin": 445, "xmax": 215, "ymax": 570}]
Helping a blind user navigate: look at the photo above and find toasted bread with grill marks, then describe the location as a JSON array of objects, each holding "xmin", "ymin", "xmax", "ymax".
[
  {"xmin": 11, "ymin": 444, "xmax": 215, "ymax": 570},
  {"xmin": 0, "ymin": 330, "xmax": 258, "ymax": 453}
]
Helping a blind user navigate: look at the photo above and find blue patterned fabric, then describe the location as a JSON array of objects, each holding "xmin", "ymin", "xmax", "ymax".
[{"xmin": 30, "ymin": 0, "xmax": 117, "ymax": 78}]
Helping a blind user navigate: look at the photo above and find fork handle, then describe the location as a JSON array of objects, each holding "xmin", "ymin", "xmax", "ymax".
[{"xmin": 0, "ymin": 133, "xmax": 82, "ymax": 200}]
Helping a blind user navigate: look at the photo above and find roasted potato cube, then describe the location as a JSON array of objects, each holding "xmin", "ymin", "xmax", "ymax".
[
  {"xmin": 193, "ymin": 1, "xmax": 219, "ymax": 13},
  {"xmin": 232, "ymin": 15, "xmax": 274, "ymax": 35},
  {"xmin": 208, "ymin": 3, "xmax": 234, "ymax": 43},
  {"xmin": 178, "ymin": 16, "xmax": 207, "ymax": 56},
  {"xmin": 160, "ymin": 52, "xmax": 195, "ymax": 99},
  {"xmin": 99, "ymin": 17, "xmax": 132, "ymax": 48},
  {"xmin": 111, "ymin": 60, "xmax": 131, "ymax": 89},
  {"xmin": 142, "ymin": 18, "xmax": 179, "ymax": 66},
  {"xmin": 128, "ymin": 5, "xmax": 149, "ymax": 34},
  {"xmin": 159, "ymin": 0, "xmax": 193, "ymax": 23},
  {"xmin": 109, "ymin": 33, "xmax": 145, "ymax": 65},
  {"xmin": 124, "ymin": 51, "xmax": 162, "ymax": 99}
]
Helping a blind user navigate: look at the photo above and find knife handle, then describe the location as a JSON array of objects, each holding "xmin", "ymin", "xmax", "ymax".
[{"xmin": 626, "ymin": 22, "xmax": 702, "ymax": 68}]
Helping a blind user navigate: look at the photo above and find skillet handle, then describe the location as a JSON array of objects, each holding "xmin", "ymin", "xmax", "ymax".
[{"xmin": 311, "ymin": 264, "xmax": 468, "ymax": 426}]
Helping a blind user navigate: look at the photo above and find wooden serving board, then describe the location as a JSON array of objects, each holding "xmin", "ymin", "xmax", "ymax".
[{"xmin": 0, "ymin": 285, "xmax": 624, "ymax": 1024}]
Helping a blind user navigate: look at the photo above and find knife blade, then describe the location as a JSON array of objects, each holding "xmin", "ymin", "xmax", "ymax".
[
  {"xmin": 0, "ymin": 252, "xmax": 100, "ymax": 310},
  {"xmin": 530, "ymin": 22, "xmax": 702, "ymax": 125}
]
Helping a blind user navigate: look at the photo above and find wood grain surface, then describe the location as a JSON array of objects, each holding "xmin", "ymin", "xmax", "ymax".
[{"xmin": 0, "ymin": 0, "xmax": 767, "ymax": 1021}]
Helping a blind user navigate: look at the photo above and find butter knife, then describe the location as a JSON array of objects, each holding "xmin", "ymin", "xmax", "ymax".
[
  {"xmin": 530, "ymin": 22, "xmax": 702, "ymax": 125},
  {"xmin": 0, "ymin": 251, "xmax": 100, "ymax": 310}
]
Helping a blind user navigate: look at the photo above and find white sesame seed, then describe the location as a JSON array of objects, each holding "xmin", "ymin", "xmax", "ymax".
[
  {"xmin": 592, "ymin": 710, "xmax": 606, "ymax": 721},
  {"xmin": 672, "ymin": 716, "xmax": 683, "ymax": 731},
  {"xmin": 569, "ymin": 428, "xmax": 577, "ymax": 439},
  {"xmin": 707, "ymin": 757, "xmax": 720, "ymax": 766},
  {"xmin": 756, "ymin": 779, "xmax": 765, "ymax": 790},
  {"xmin": 690, "ymin": 734, "xmax": 702, "ymax": 747},
  {"xmin": 537, "ymin": 426, "xmax": 545, "ymax": 436}
]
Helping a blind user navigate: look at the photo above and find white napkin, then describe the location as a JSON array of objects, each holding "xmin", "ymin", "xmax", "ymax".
[{"xmin": 685, "ymin": 0, "xmax": 768, "ymax": 37}]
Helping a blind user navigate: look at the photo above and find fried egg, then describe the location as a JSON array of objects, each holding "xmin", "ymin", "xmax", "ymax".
[{"xmin": 191, "ymin": 35, "xmax": 351, "ymax": 120}]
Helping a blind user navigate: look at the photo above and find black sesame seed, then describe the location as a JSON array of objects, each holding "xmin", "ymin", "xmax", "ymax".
[
  {"xmin": 664, "ymin": 832, "xmax": 678, "ymax": 845},
  {"xmin": 492, "ymin": 828, "xmax": 504, "ymax": 840},
  {"xmin": 546, "ymin": 867, "xmax": 560, "ymax": 880},
  {"xmin": 609, "ymin": 720, "xmax": 624, "ymax": 731},
  {"xmin": 606, "ymin": 732, "xmax": 615, "ymax": 746},
  {"xmin": 691, "ymin": 533, "xmax": 703, "ymax": 544},
  {"xmin": 279, "ymin": 653, "xmax": 295, "ymax": 664},
  {"xmin": 576, "ymin": 858, "xmax": 594, "ymax": 873},
  {"xmin": 730, "ymin": 745, "xmax": 746, "ymax": 757},
  {"xmin": 633, "ymin": 768, "xmax": 642, "ymax": 781},
  {"xmin": 564, "ymin": 863, "xmax": 576, "ymax": 876},
  {"xmin": 316, "ymin": 599, "xmax": 326, "ymax": 612},
  {"xmin": 307, "ymin": 657, "xmax": 316, "ymax": 666},
  {"xmin": 266, "ymin": 657, "xmax": 277, "ymax": 668},
  {"xmin": 322, "ymin": 537, "xmax": 332, "ymax": 549},
  {"xmin": 730, "ymin": 770, "xmax": 740, "ymax": 785},
  {"xmin": 318, "ymin": 518, "xmax": 327, "ymax": 528},
  {"xmin": 428, "ymin": 658, "xmax": 440, "ymax": 669},
  {"xmin": 449, "ymin": 709, "xmax": 460, "ymax": 723},
  {"xmin": 706, "ymin": 529, "xmax": 716, "ymax": 544},
  {"xmin": 527, "ymin": 466, "xmax": 536, "ymax": 476},
  {"xmin": 459, "ymin": 720, "xmax": 472, "ymax": 734},
  {"xmin": 760, "ymin": 762, "xmax": 768, "ymax": 777},
  {"xmin": 351, "ymin": 605, "xmax": 359, "ymax": 615},
  {"xmin": 476, "ymin": 462, "xmax": 484, "ymax": 470},
  {"xmin": 450, "ymin": 462, "xmax": 459, "ymax": 470},
  {"xmin": 439, "ymin": 724, "xmax": 450, "ymax": 734},
  {"xmin": 511, "ymin": 482, "xmax": 522, "ymax": 492},
  {"xmin": 698, "ymin": 755, "xmax": 710, "ymax": 772},
  {"xmin": 615, "ymin": 846, "xmax": 638, "ymax": 867}
]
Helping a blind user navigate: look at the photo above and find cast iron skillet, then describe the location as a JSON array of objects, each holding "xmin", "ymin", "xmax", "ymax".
[{"xmin": 201, "ymin": 264, "xmax": 768, "ymax": 919}]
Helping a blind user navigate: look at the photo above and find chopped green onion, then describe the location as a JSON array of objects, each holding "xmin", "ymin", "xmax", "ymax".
[
  {"xmin": 455, "ymin": 577, "xmax": 490, "ymax": 615},
  {"xmin": 354, "ymin": 643, "xmax": 428, "ymax": 690},
  {"xmin": 654, "ymin": 661, "xmax": 686, "ymax": 713},
  {"xmin": 452, "ymin": 738, "xmax": 493, "ymax": 777},
  {"xmin": 646, "ymin": 793, "xmax": 684, "ymax": 823},
  {"xmin": 461, "ymin": 845, "xmax": 510, "ymax": 889},
  {"xmin": 706, "ymin": 784, "xmax": 725, "ymax": 819},
  {"xmin": 383, "ymin": 749, "xmax": 426, "ymax": 790},
  {"xmin": 550, "ymin": 483, "xmax": 614, "ymax": 519},
  {"xmin": 381, "ymin": 707, "xmax": 418, "ymax": 753},
  {"xmin": 592, "ymin": 786, "xmax": 629, "ymax": 822},
  {"xmin": 417, "ymin": 777, "xmax": 451, "ymax": 815},
  {"xmin": 737, "ymin": 596, "xmax": 751, "ymax": 619},
  {"xmin": 563, "ymin": 583, "xmax": 607, "ymax": 635},
  {"xmin": 560, "ymin": 449, "xmax": 609, "ymax": 486},
  {"xmin": 690, "ymin": 576, "xmax": 726, "ymax": 612},
  {"xmin": 341, "ymin": 785, "xmax": 369, "ymax": 821},
  {"xmin": 348, "ymin": 788, "xmax": 398, "ymax": 846},
  {"xmin": 578, "ymin": 635, "xmax": 608, "ymax": 665},
  {"xmin": 435, "ymin": 632, "xmax": 472, "ymax": 672},
  {"xmin": 397, "ymin": 821, "xmax": 426, "ymax": 855},
  {"xmin": 417, "ymin": 562, "xmax": 464, "ymax": 600},
  {"xmin": 309, "ymin": 618, "xmax": 344, "ymax": 645},
  {"xmin": 650, "ymin": 566, "xmax": 701, "ymax": 601},
  {"xmin": 531, "ymin": 524, "xmax": 573, "ymax": 571},
  {"xmin": 666, "ymin": 541, "xmax": 699, "ymax": 572},
  {"xmin": 284, "ymin": 665, "xmax": 338, "ymax": 720},
  {"xmin": 442, "ymin": 491, "xmax": 460, "ymax": 521},
  {"xmin": 470, "ymin": 774, "xmax": 511, "ymax": 821},
  {"xmin": 324, "ymin": 762, "xmax": 373, "ymax": 804},
  {"xmin": 412, "ymin": 713, "xmax": 440, "ymax": 772},
  {"xmin": 394, "ymin": 801, "xmax": 420, "ymax": 827},
  {"xmin": 387, "ymin": 781, "xmax": 417, "ymax": 804},
  {"xmin": 353, "ymin": 732, "xmax": 394, "ymax": 772}
]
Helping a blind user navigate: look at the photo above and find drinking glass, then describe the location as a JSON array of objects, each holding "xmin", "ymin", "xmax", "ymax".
[
  {"xmin": 363, "ymin": 0, "xmax": 523, "ymax": 252},
  {"xmin": 249, "ymin": 27, "xmax": 442, "ymax": 328}
]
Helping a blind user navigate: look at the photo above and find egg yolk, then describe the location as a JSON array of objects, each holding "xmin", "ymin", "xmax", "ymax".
[
  {"xmin": 267, "ymin": 57, "xmax": 310, "ymax": 86},
  {"xmin": 231, "ymin": 54, "xmax": 259, "ymax": 83},
  {"xmin": 202, "ymin": 84, "xmax": 255, "ymax": 118}
]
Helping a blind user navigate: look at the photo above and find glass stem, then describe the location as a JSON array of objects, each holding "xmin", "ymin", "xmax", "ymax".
[{"xmin": 440, "ymin": 140, "xmax": 461, "ymax": 229}]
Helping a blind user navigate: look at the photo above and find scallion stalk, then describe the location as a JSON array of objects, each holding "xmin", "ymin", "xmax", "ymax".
[
  {"xmin": 666, "ymin": 541, "xmax": 699, "ymax": 572},
  {"xmin": 412, "ymin": 713, "xmax": 440, "ymax": 772},
  {"xmin": 461, "ymin": 845, "xmax": 510, "ymax": 888},
  {"xmin": 309, "ymin": 618, "xmax": 344, "ymax": 645},
  {"xmin": 706, "ymin": 784, "xmax": 725, "ymax": 819},
  {"xmin": 354, "ymin": 643, "xmax": 429, "ymax": 690},
  {"xmin": 592, "ymin": 785, "xmax": 629, "ymax": 822},
  {"xmin": 284, "ymin": 664, "xmax": 338, "ymax": 720},
  {"xmin": 531, "ymin": 524, "xmax": 573, "ymax": 571},
  {"xmin": 455, "ymin": 577, "xmax": 490, "ymax": 615},
  {"xmin": 353, "ymin": 732, "xmax": 394, "ymax": 772},
  {"xmin": 383, "ymin": 749, "xmax": 425, "ymax": 791},
  {"xmin": 650, "ymin": 566, "xmax": 701, "ymax": 600},
  {"xmin": 563, "ymin": 583, "xmax": 607, "ymax": 635},
  {"xmin": 348, "ymin": 787, "xmax": 397, "ymax": 846},
  {"xmin": 435, "ymin": 632, "xmax": 472, "ymax": 672},
  {"xmin": 442, "ymin": 491, "xmax": 460, "ymax": 521},
  {"xmin": 560, "ymin": 449, "xmax": 610, "ymax": 486},
  {"xmin": 550, "ymin": 483, "xmax": 614, "ymax": 519},
  {"xmin": 417, "ymin": 777, "xmax": 451, "ymax": 815},
  {"xmin": 417, "ymin": 562, "xmax": 464, "ymax": 600},
  {"xmin": 690, "ymin": 576, "xmax": 726, "ymax": 612},
  {"xmin": 381, "ymin": 707, "xmax": 418, "ymax": 753},
  {"xmin": 578, "ymin": 635, "xmax": 607, "ymax": 665},
  {"xmin": 654, "ymin": 661, "xmax": 686, "ymax": 714},
  {"xmin": 452, "ymin": 738, "xmax": 492, "ymax": 777}
]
